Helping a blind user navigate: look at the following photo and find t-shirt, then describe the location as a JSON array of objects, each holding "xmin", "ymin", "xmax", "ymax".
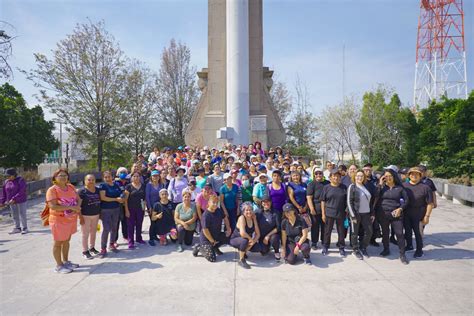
[
  {"xmin": 306, "ymin": 180, "xmax": 329, "ymax": 214},
  {"xmin": 321, "ymin": 184, "xmax": 347, "ymax": 218},
  {"xmin": 196, "ymin": 192, "xmax": 217, "ymax": 212},
  {"xmin": 99, "ymin": 182, "xmax": 122, "ymax": 209},
  {"xmin": 403, "ymin": 182, "xmax": 433, "ymax": 216},
  {"xmin": 257, "ymin": 210, "xmax": 280, "ymax": 236},
  {"xmin": 78, "ymin": 187, "xmax": 101, "ymax": 216},
  {"xmin": 220, "ymin": 184, "xmax": 239, "ymax": 211},
  {"xmin": 175, "ymin": 202, "xmax": 197, "ymax": 231},
  {"xmin": 241, "ymin": 185, "xmax": 253, "ymax": 203},
  {"xmin": 288, "ymin": 182, "xmax": 307, "ymax": 207},
  {"xmin": 200, "ymin": 208, "xmax": 225, "ymax": 245},
  {"xmin": 281, "ymin": 216, "xmax": 308, "ymax": 244},
  {"xmin": 46, "ymin": 184, "xmax": 78, "ymax": 224},
  {"xmin": 168, "ymin": 177, "xmax": 188, "ymax": 203},
  {"xmin": 377, "ymin": 185, "xmax": 409, "ymax": 212},
  {"xmin": 125, "ymin": 183, "xmax": 146, "ymax": 211},
  {"xmin": 153, "ymin": 201, "xmax": 175, "ymax": 235},
  {"xmin": 341, "ymin": 175, "xmax": 352, "ymax": 188},
  {"xmin": 208, "ymin": 173, "xmax": 224, "ymax": 194},
  {"xmin": 422, "ymin": 177, "xmax": 437, "ymax": 192}
]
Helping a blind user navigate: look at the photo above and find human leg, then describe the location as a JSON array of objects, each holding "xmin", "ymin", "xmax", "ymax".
[{"xmin": 323, "ymin": 216, "xmax": 335, "ymax": 249}]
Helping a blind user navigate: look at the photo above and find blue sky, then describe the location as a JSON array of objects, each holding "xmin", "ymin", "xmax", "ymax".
[{"xmin": 2, "ymin": 0, "xmax": 473, "ymax": 117}]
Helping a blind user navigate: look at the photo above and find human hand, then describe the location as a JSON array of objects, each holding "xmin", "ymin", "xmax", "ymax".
[
  {"xmin": 225, "ymin": 228, "xmax": 232, "ymax": 237},
  {"xmin": 370, "ymin": 216, "xmax": 375, "ymax": 223},
  {"xmin": 352, "ymin": 218, "xmax": 358, "ymax": 225},
  {"xmin": 157, "ymin": 213, "xmax": 163, "ymax": 219},
  {"xmin": 116, "ymin": 197, "xmax": 124, "ymax": 203},
  {"xmin": 263, "ymin": 236, "xmax": 269, "ymax": 245},
  {"xmin": 322, "ymin": 215, "xmax": 326, "ymax": 223},
  {"xmin": 183, "ymin": 223, "xmax": 189, "ymax": 230},
  {"xmin": 422, "ymin": 216, "xmax": 430, "ymax": 225},
  {"xmin": 293, "ymin": 246, "xmax": 300, "ymax": 256},
  {"xmin": 310, "ymin": 209, "xmax": 316, "ymax": 216},
  {"xmin": 125, "ymin": 210, "xmax": 130, "ymax": 218}
]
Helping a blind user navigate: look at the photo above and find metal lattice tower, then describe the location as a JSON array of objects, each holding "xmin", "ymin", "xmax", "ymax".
[{"xmin": 414, "ymin": 0, "xmax": 468, "ymax": 107}]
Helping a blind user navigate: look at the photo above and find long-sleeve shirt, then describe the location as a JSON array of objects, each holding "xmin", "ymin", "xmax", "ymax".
[
  {"xmin": 146, "ymin": 182, "xmax": 165, "ymax": 209},
  {"xmin": 376, "ymin": 185, "xmax": 409, "ymax": 212},
  {"xmin": 1, "ymin": 177, "xmax": 27, "ymax": 204}
]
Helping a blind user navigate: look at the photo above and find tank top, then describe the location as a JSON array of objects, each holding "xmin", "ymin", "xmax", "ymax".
[{"xmin": 231, "ymin": 218, "xmax": 255, "ymax": 239}]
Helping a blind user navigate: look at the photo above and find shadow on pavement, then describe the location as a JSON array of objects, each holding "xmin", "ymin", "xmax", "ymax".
[
  {"xmin": 76, "ymin": 261, "xmax": 163, "ymax": 274},
  {"xmin": 421, "ymin": 248, "xmax": 474, "ymax": 261},
  {"xmin": 426, "ymin": 232, "xmax": 474, "ymax": 247}
]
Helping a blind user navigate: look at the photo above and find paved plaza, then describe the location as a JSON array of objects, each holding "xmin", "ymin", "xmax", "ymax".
[{"xmin": 0, "ymin": 196, "xmax": 473, "ymax": 315}]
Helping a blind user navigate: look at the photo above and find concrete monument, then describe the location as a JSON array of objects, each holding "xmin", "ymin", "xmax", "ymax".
[{"xmin": 185, "ymin": 0, "xmax": 285, "ymax": 149}]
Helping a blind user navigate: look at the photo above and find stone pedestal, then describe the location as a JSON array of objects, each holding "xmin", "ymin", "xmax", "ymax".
[{"xmin": 185, "ymin": 0, "xmax": 285, "ymax": 148}]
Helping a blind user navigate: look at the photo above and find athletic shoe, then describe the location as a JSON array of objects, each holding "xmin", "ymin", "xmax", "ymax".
[
  {"xmin": 63, "ymin": 261, "xmax": 79, "ymax": 270},
  {"xmin": 177, "ymin": 245, "xmax": 184, "ymax": 252},
  {"xmin": 413, "ymin": 250, "xmax": 424, "ymax": 259},
  {"xmin": 400, "ymin": 254, "xmax": 409, "ymax": 265},
  {"xmin": 238, "ymin": 259, "xmax": 251, "ymax": 269},
  {"xmin": 370, "ymin": 240, "xmax": 380, "ymax": 247},
  {"xmin": 89, "ymin": 247, "xmax": 100, "ymax": 255},
  {"xmin": 21, "ymin": 228, "xmax": 28, "ymax": 234},
  {"xmin": 339, "ymin": 248, "xmax": 346, "ymax": 258},
  {"xmin": 390, "ymin": 236, "xmax": 398, "ymax": 245},
  {"xmin": 128, "ymin": 244, "xmax": 136, "ymax": 250},
  {"xmin": 9, "ymin": 228, "xmax": 21, "ymax": 234},
  {"xmin": 108, "ymin": 243, "xmax": 119, "ymax": 252},
  {"xmin": 380, "ymin": 248, "xmax": 390, "ymax": 257},
  {"xmin": 311, "ymin": 243, "xmax": 318, "ymax": 250},
  {"xmin": 361, "ymin": 249, "xmax": 370, "ymax": 258},
  {"xmin": 192, "ymin": 245, "xmax": 200, "ymax": 257},
  {"xmin": 82, "ymin": 250, "xmax": 93, "ymax": 260},
  {"xmin": 148, "ymin": 240, "xmax": 156, "ymax": 246},
  {"xmin": 54, "ymin": 265, "xmax": 72, "ymax": 274},
  {"xmin": 99, "ymin": 248, "xmax": 107, "ymax": 258},
  {"xmin": 353, "ymin": 250, "xmax": 363, "ymax": 260},
  {"xmin": 405, "ymin": 246, "xmax": 415, "ymax": 252},
  {"xmin": 214, "ymin": 247, "xmax": 224, "ymax": 256},
  {"xmin": 159, "ymin": 235, "xmax": 167, "ymax": 245},
  {"xmin": 304, "ymin": 257, "xmax": 312, "ymax": 265},
  {"xmin": 274, "ymin": 253, "xmax": 281, "ymax": 261},
  {"xmin": 322, "ymin": 247, "xmax": 329, "ymax": 256},
  {"xmin": 137, "ymin": 240, "xmax": 146, "ymax": 245}
]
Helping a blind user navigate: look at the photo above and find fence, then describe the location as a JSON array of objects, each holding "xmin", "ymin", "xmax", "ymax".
[{"xmin": 432, "ymin": 178, "xmax": 473, "ymax": 207}]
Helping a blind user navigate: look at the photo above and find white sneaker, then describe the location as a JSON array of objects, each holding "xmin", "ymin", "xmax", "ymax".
[
  {"xmin": 63, "ymin": 261, "xmax": 79, "ymax": 270},
  {"xmin": 54, "ymin": 265, "xmax": 73, "ymax": 274},
  {"xmin": 21, "ymin": 228, "xmax": 28, "ymax": 234},
  {"xmin": 9, "ymin": 228, "xmax": 21, "ymax": 234}
]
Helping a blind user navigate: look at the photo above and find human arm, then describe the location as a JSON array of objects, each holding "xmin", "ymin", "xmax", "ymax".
[
  {"xmin": 321, "ymin": 201, "xmax": 326, "ymax": 223},
  {"xmin": 124, "ymin": 190, "xmax": 130, "ymax": 218},
  {"xmin": 281, "ymin": 228, "xmax": 287, "ymax": 258},
  {"xmin": 202, "ymin": 228, "xmax": 217, "ymax": 245},
  {"xmin": 422, "ymin": 203, "xmax": 434, "ymax": 225},
  {"xmin": 223, "ymin": 213, "xmax": 232, "ymax": 237},
  {"xmin": 99, "ymin": 190, "xmax": 124, "ymax": 203},
  {"xmin": 145, "ymin": 183, "xmax": 152, "ymax": 210},
  {"xmin": 10, "ymin": 178, "xmax": 27, "ymax": 203}
]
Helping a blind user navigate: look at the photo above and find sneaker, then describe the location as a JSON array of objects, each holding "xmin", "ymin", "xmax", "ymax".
[
  {"xmin": 405, "ymin": 246, "xmax": 415, "ymax": 252},
  {"xmin": 177, "ymin": 245, "xmax": 184, "ymax": 252},
  {"xmin": 238, "ymin": 259, "xmax": 251, "ymax": 269},
  {"xmin": 413, "ymin": 250, "xmax": 424, "ymax": 259},
  {"xmin": 21, "ymin": 228, "xmax": 28, "ymax": 234},
  {"xmin": 311, "ymin": 243, "xmax": 318, "ymax": 250},
  {"xmin": 128, "ymin": 244, "xmax": 136, "ymax": 250},
  {"xmin": 361, "ymin": 249, "xmax": 370, "ymax": 258},
  {"xmin": 370, "ymin": 240, "xmax": 380, "ymax": 247},
  {"xmin": 274, "ymin": 253, "xmax": 281, "ymax": 261},
  {"xmin": 304, "ymin": 257, "xmax": 312, "ymax": 265},
  {"xmin": 9, "ymin": 228, "xmax": 21, "ymax": 234},
  {"xmin": 99, "ymin": 248, "xmax": 107, "ymax": 258},
  {"xmin": 380, "ymin": 248, "xmax": 390, "ymax": 257},
  {"xmin": 63, "ymin": 261, "xmax": 79, "ymax": 270},
  {"xmin": 390, "ymin": 236, "xmax": 398, "ymax": 245},
  {"xmin": 214, "ymin": 247, "xmax": 224, "ymax": 256},
  {"xmin": 89, "ymin": 247, "xmax": 100, "ymax": 255},
  {"xmin": 322, "ymin": 247, "xmax": 329, "ymax": 256},
  {"xmin": 353, "ymin": 250, "xmax": 363, "ymax": 260},
  {"xmin": 137, "ymin": 240, "xmax": 146, "ymax": 245},
  {"xmin": 400, "ymin": 254, "xmax": 409, "ymax": 265},
  {"xmin": 82, "ymin": 250, "xmax": 93, "ymax": 260},
  {"xmin": 159, "ymin": 235, "xmax": 167, "ymax": 246},
  {"xmin": 148, "ymin": 240, "xmax": 156, "ymax": 247},
  {"xmin": 192, "ymin": 244, "xmax": 200, "ymax": 257},
  {"xmin": 108, "ymin": 243, "xmax": 119, "ymax": 252},
  {"xmin": 54, "ymin": 265, "xmax": 73, "ymax": 274},
  {"xmin": 339, "ymin": 248, "xmax": 346, "ymax": 258}
]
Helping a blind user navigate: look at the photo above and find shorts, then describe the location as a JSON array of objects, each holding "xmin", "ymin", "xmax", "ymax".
[{"xmin": 50, "ymin": 218, "xmax": 77, "ymax": 241}]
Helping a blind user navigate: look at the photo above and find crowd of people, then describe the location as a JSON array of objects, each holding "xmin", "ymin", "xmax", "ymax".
[{"xmin": 1, "ymin": 142, "xmax": 437, "ymax": 273}]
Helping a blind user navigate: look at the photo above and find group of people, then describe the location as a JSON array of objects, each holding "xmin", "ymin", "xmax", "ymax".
[{"xmin": 1, "ymin": 142, "xmax": 436, "ymax": 273}]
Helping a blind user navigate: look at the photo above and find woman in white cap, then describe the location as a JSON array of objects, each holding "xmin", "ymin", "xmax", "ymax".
[{"xmin": 252, "ymin": 173, "xmax": 269, "ymax": 212}]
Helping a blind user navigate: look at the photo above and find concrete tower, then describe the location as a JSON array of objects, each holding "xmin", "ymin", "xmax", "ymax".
[{"xmin": 185, "ymin": 0, "xmax": 285, "ymax": 149}]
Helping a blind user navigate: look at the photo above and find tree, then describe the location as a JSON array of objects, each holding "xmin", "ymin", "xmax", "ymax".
[
  {"xmin": 0, "ymin": 83, "xmax": 58, "ymax": 168},
  {"xmin": 120, "ymin": 60, "xmax": 155, "ymax": 157},
  {"xmin": 270, "ymin": 77, "xmax": 292, "ymax": 128},
  {"xmin": 24, "ymin": 21, "xmax": 126, "ymax": 171},
  {"xmin": 285, "ymin": 76, "xmax": 318, "ymax": 155},
  {"xmin": 153, "ymin": 39, "xmax": 199, "ymax": 145},
  {"xmin": 0, "ymin": 21, "xmax": 15, "ymax": 80}
]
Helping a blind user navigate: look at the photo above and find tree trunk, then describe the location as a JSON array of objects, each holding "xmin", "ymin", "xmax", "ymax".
[{"xmin": 97, "ymin": 140, "xmax": 103, "ymax": 172}]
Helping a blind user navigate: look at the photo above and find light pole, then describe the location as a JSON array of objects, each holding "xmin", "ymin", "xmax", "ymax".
[{"xmin": 52, "ymin": 120, "xmax": 66, "ymax": 167}]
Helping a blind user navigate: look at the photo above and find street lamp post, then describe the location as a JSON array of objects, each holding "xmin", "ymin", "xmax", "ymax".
[{"xmin": 52, "ymin": 120, "xmax": 66, "ymax": 167}]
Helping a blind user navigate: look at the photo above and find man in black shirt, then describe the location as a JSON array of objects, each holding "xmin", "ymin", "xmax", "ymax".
[
  {"xmin": 321, "ymin": 170, "xmax": 348, "ymax": 257},
  {"xmin": 306, "ymin": 167, "xmax": 329, "ymax": 249}
]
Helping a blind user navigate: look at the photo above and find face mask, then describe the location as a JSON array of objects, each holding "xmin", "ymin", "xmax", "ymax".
[
  {"xmin": 242, "ymin": 180, "xmax": 250, "ymax": 188},
  {"xmin": 119, "ymin": 173, "xmax": 127, "ymax": 180}
]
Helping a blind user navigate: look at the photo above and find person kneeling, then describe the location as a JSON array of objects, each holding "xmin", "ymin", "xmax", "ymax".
[
  {"xmin": 230, "ymin": 202, "xmax": 261, "ymax": 269},
  {"xmin": 281, "ymin": 203, "xmax": 311, "ymax": 265},
  {"xmin": 193, "ymin": 195, "xmax": 231, "ymax": 262}
]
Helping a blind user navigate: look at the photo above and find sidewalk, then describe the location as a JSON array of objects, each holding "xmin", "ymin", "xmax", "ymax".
[{"xmin": 0, "ymin": 197, "xmax": 473, "ymax": 315}]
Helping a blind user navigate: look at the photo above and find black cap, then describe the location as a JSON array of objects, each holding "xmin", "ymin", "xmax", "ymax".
[
  {"xmin": 282, "ymin": 203, "xmax": 296, "ymax": 212},
  {"xmin": 5, "ymin": 168, "xmax": 17, "ymax": 177},
  {"xmin": 399, "ymin": 167, "xmax": 409, "ymax": 175},
  {"xmin": 330, "ymin": 169, "xmax": 341, "ymax": 176}
]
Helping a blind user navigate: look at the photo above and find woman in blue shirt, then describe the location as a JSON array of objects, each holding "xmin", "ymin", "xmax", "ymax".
[{"xmin": 219, "ymin": 173, "xmax": 239, "ymax": 231}]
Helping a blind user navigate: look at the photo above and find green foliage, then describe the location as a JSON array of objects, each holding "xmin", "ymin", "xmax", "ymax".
[
  {"xmin": 0, "ymin": 83, "xmax": 58, "ymax": 168},
  {"xmin": 418, "ymin": 91, "xmax": 474, "ymax": 178}
]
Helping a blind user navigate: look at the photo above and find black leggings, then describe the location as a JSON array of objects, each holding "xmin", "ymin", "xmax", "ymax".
[
  {"xmin": 177, "ymin": 225, "xmax": 194, "ymax": 245},
  {"xmin": 259, "ymin": 234, "xmax": 280, "ymax": 254},
  {"xmin": 350, "ymin": 213, "xmax": 373, "ymax": 251},
  {"xmin": 323, "ymin": 216, "xmax": 346, "ymax": 249},
  {"xmin": 404, "ymin": 212, "xmax": 423, "ymax": 252},
  {"xmin": 230, "ymin": 237, "xmax": 262, "ymax": 252},
  {"xmin": 285, "ymin": 242, "xmax": 310, "ymax": 264},
  {"xmin": 378, "ymin": 211, "xmax": 405, "ymax": 254},
  {"xmin": 310, "ymin": 214, "xmax": 325, "ymax": 244},
  {"xmin": 113, "ymin": 205, "xmax": 128, "ymax": 242}
]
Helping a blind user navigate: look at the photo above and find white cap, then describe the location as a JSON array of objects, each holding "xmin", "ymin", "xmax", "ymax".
[{"xmin": 223, "ymin": 173, "xmax": 231, "ymax": 180}]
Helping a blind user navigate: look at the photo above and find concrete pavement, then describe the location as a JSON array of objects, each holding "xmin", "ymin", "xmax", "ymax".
[{"xmin": 0, "ymin": 197, "xmax": 473, "ymax": 315}]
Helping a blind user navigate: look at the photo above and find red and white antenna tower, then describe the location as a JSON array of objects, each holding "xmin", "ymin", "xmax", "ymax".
[{"xmin": 414, "ymin": 0, "xmax": 468, "ymax": 107}]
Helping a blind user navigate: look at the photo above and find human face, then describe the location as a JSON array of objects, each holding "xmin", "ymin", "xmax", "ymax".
[
  {"xmin": 314, "ymin": 170, "xmax": 323, "ymax": 182},
  {"xmin": 160, "ymin": 190, "xmax": 169, "ymax": 201},
  {"xmin": 348, "ymin": 165, "xmax": 357, "ymax": 177},
  {"xmin": 208, "ymin": 199, "xmax": 218, "ymax": 211},
  {"xmin": 259, "ymin": 175, "xmax": 267, "ymax": 184},
  {"xmin": 326, "ymin": 162, "xmax": 333, "ymax": 170},
  {"xmin": 355, "ymin": 171, "xmax": 365, "ymax": 185},
  {"xmin": 409, "ymin": 172, "xmax": 421, "ymax": 184},
  {"xmin": 272, "ymin": 173, "xmax": 281, "ymax": 183},
  {"xmin": 262, "ymin": 199, "xmax": 271, "ymax": 211},
  {"xmin": 55, "ymin": 172, "xmax": 69, "ymax": 185},
  {"xmin": 330, "ymin": 173, "xmax": 341, "ymax": 185},
  {"xmin": 151, "ymin": 174, "xmax": 160, "ymax": 183},
  {"xmin": 183, "ymin": 193, "xmax": 191, "ymax": 204},
  {"xmin": 214, "ymin": 165, "xmax": 221, "ymax": 174},
  {"xmin": 204, "ymin": 186, "xmax": 212, "ymax": 196},
  {"xmin": 363, "ymin": 167, "xmax": 372, "ymax": 178},
  {"xmin": 85, "ymin": 175, "xmax": 96, "ymax": 187},
  {"xmin": 243, "ymin": 206, "xmax": 254, "ymax": 218},
  {"xmin": 291, "ymin": 172, "xmax": 301, "ymax": 183},
  {"xmin": 384, "ymin": 171, "xmax": 395, "ymax": 186},
  {"xmin": 103, "ymin": 173, "xmax": 113, "ymax": 184},
  {"xmin": 131, "ymin": 173, "xmax": 141, "ymax": 184},
  {"xmin": 225, "ymin": 176, "xmax": 233, "ymax": 185}
]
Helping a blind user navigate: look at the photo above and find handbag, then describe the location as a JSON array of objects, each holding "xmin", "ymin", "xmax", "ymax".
[{"xmin": 40, "ymin": 204, "xmax": 50, "ymax": 226}]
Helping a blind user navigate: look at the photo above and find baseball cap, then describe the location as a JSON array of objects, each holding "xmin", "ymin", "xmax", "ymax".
[
  {"xmin": 408, "ymin": 167, "xmax": 423, "ymax": 175},
  {"xmin": 282, "ymin": 203, "xmax": 296, "ymax": 212},
  {"xmin": 330, "ymin": 169, "xmax": 341, "ymax": 176},
  {"xmin": 223, "ymin": 173, "xmax": 231, "ymax": 180},
  {"xmin": 151, "ymin": 170, "xmax": 160, "ymax": 176},
  {"xmin": 384, "ymin": 165, "xmax": 399, "ymax": 173},
  {"xmin": 257, "ymin": 165, "xmax": 267, "ymax": 172}
]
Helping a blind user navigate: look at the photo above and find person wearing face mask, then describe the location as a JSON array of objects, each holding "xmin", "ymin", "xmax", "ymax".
[
  {"xmin": 240, "ymin": 174, "xmax": 254, "ymax": 203},
  {"xmin": 306, "ymin": 167, "xmax": 329, "ymax": 250}
]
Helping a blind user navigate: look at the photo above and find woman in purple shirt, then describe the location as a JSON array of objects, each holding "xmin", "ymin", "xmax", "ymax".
[
  {"xmin": 0, "ymin": 168, "xmax": 28, "ymax": 234},
  {"xmin": 268, "ymin": 170, "xmax": 287, "ymax": 220}
]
